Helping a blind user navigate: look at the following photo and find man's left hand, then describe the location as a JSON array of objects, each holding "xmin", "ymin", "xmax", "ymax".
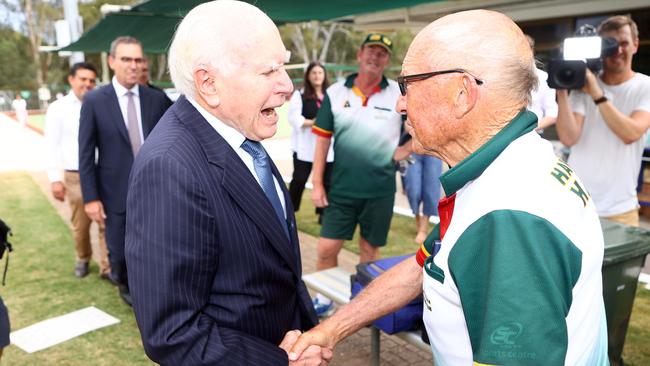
[
  {"xmin": 393, "ymin": 144, "xmax": 412, "ymax": 162},
  {"xmin": 581, "ymin": 69, "xmax": 603, "ymax": 100}
]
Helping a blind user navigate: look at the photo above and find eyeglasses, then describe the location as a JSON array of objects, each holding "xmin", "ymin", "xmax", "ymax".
[
  {"xmin": 397, "ymin": 69, "xmax": 484, "ymax": 96},
  {"xmin": 119, "ymin": 57, "xmax": 144, "ymax": 65}
]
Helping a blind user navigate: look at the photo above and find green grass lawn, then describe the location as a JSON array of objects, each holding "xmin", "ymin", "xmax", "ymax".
[
  {"xmin": 274, "ymin": 102, "xmax": 290, "ymax": 139},
  {"xmin": 0, "ymin": 172, "xmax": 648, "ymax": 364},
  {"xmin": 294, "ymin": 188, "xmax": 422, "ymax": 257},
  {"xmin": 0, "ymin": 172, "xmax": 153, "ymax": 365},
  {"xmin": 27, "ymin": 114, "xmax": 44, "ymax": 132}
]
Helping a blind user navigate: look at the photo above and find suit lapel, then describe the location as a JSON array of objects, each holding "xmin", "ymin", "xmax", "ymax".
[
  {"xmin": 104, "ymin": 85, "xmax": 130, "ymax": 144},
  {"xmin": 176, "ymin": 96, "xmax": 300, "ymax": 276},
  {"xmin": 139, "ymin": 86, "xmax": 154, "ymax": 139}
]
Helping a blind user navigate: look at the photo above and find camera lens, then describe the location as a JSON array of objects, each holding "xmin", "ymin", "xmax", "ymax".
[{"xmin": 561, "ymin": 69, "xmax": 575, "ymax": 81}]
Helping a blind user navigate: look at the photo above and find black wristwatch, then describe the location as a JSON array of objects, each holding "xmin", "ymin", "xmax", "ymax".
[{"xmin": 594, "ymin": 95, "xmax": 608, "ymax": 105}]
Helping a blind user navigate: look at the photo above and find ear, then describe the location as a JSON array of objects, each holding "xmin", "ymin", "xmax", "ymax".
[
  {"xmin": 453, "ymin": 74, "xmax": 478, "ymax": 119},
  {"xmin": 107, "ymin": 55, "xmax": 116, "ymax": 71},
  {"xmin": 193, "ymin": 67, "xmax": 220, "ymax": 107}
]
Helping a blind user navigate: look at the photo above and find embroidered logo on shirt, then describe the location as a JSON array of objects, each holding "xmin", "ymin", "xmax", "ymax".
[
  {"xmin": 490, "ymin": 322, "xmax": 523, "ymax": 346},
  {"xmin": 343, "ymin": 100, "xmax": 351, "ymax": 108}
]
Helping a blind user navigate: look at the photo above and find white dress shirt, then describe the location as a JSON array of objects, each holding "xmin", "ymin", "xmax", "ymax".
[
  {"xmin": 44, "ymin": 92, "xmax": 84, "ymax": 182},
  {"xmin": 188, "ymin": 98, "xmax": 286, "ymax": 217},
  {"xmin": 529, "ymin": 68, "xmax": 558, "ymax": 123},
  {"xmin": 287, "ymin": 90, "xmax": 334, "ymax": 162},
  {"xmin": 112, "ymin": 76, "xmax": 145, "ymax": 145}
]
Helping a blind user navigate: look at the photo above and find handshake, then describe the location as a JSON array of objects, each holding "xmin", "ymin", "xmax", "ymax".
[{"xmin": 279, "ymin": 324, "xmax": 339, "ymax": 366}]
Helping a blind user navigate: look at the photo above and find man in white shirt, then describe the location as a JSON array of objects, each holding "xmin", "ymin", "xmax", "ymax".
[
  {"xmin": 556, "ymin": 15, "xmax": 650, "ymax": 226},
  {"xmin": 525, "ymin": 35, "xmax": 558, "ymax": 130},
  {"xmin": 44, "ymin": 62, "xmax": 110, "ymax": 278}
]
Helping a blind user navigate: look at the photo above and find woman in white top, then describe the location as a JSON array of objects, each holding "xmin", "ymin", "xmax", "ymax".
[{"xmin": 287, "ymin": 62, "xmax": 334, "ymax": 220}]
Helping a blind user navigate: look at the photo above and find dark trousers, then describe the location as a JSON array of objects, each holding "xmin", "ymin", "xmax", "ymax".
[
  {"xmin": 105, "ymin": 211, "xmax": 128, "ymax": 288},
  {"xmin": 289, "ymin": 152, "xmax": 333, "ymax": 213}
]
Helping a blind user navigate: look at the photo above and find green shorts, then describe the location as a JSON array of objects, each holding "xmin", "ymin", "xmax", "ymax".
[{"xmin": 320, "ymin": 194, "xmax": 395, "ymax": 247}]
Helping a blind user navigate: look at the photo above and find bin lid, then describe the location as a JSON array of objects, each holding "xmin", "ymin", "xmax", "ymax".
[{"xmin": 601, "ymin": 219, "xmax": 650, "ymax": 266}]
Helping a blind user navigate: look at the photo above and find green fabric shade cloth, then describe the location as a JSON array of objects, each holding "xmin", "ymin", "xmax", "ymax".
[
  {"xmin": 132, "ymin": 0, "xmax": 436, "ymax": 22},
  {"xmin": 61, "ymin": 0, "xmax": 439, "ymax": 53},
  {"xmin": 60, "ymin": 12, "xmax": 181, "ymax": 53}
]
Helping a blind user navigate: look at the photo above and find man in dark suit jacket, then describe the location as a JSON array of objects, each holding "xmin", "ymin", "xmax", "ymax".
[
  {"xmin": 125, "ymin": 2, "xmax": 328, "ymax": 365},
  {"xmin": 79, "ymin": 36, "xmax": 172, "ymax": 305}
]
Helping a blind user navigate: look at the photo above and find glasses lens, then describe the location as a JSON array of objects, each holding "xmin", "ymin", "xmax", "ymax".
[{"xmin": 397, "ymin": 77, "xmax": 406, "ymax": 95}]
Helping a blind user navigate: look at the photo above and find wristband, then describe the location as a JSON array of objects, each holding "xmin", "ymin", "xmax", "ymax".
[{"xmin": 594, "ymin": 96, "xmax": 608, "ymax": 105}]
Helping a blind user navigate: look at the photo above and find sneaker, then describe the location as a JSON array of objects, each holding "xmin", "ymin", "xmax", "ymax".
[
  {"xmin": 312, "ymin": 297, "xmax": 333, "ymax": 317},
  {"xmin": 74, "ymin": 261, "xmax": 89, "ymax": 278}
]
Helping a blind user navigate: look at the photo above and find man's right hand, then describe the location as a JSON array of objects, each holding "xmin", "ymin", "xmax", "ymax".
[
  {"xmin": 51, "ymin": 182, "xmax": 66, "ymax": 202},
  {"xmin": 84, "ymin": 200, "xmax": 106, "ymax": 225},
  {"xmin": 311, "ymin": 184, "xmax": 328, "ymax": 208},
  {"xmin": 280, "ymin": 330, "xmax": 332, "ymax": 366},
  {"xmin": 289, "ymin": 326, "xmax": 337, "ymax": 364}
]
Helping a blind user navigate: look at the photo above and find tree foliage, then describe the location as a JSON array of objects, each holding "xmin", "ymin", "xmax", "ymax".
[{"xmin": 0, "ymin": 26, "xmax": 36, "ymax": 90}]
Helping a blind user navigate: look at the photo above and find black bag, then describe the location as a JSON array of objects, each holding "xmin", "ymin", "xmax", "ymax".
[{"xmin": 0, "ymin": 219, "xmax": 13, "ymax": 285}]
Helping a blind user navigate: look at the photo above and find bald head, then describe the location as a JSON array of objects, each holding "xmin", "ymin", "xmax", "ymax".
[
  {"xmin": 169, "ymin": 0, "xmax": 281, "ymax": 98},
  {"xmin": 404, "ymin": 10, "xmax": 537, "ymax": 109}
]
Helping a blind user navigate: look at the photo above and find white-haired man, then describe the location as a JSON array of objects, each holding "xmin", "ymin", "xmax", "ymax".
[
  {"xmin": 288, "ymin": 9, "xmax": 609, "ymax": 366},
  {"xmin": 125, "ymin": 1, "xmax": 329, "ymax": 365}
]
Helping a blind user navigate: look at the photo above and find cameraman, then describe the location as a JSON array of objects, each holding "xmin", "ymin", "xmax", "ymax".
[{"xmin": 556, "ymin": 15, "xmax": 650, "ymax": 226}]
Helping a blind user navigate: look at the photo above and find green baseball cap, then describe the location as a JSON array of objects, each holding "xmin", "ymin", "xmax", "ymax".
[{"xmin": 362, "ymin": 33, "xmax": 393, "ymax": 54}]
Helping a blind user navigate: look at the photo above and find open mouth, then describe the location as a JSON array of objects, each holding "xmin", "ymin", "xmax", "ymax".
[{"xmin": 261, "ymin": 107, "xmax": 278, "ymax": 119}]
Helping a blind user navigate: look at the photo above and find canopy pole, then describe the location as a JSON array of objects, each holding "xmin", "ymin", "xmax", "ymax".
[{"xmin": 101, "ymin": 52, "xmax": 110, "ymax": 84}]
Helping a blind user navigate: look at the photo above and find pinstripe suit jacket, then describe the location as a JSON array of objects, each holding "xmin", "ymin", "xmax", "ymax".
[{"xmin": 125, "ymin": 96, "xmax": 318, "ymax": 365}]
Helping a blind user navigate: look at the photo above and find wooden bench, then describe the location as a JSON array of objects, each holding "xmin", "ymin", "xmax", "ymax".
[{"xmin": 302, "ymin": 267, "xmax": 430, "ymax": 366}]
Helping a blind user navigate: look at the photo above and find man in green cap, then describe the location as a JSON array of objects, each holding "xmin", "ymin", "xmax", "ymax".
[{"xmin": 310, "ymin": 33, "xmax": 403, "ymax": 315}]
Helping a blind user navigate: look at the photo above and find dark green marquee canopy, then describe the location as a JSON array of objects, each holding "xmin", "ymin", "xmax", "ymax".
[{"xmin": 62, "ymin": 0, "xmax": 439, "ymax": 53}]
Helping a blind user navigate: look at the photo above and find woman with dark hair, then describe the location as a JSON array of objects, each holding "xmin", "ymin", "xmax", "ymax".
[{"xmin": 287, "ymin": 62, "xmax": 334, "ymax": 220}]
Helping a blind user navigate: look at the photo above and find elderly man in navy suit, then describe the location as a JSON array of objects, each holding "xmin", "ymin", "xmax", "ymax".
[
  {"xmin": 79, "ymin": 36, "xmax": 172, "ymax": 306},
  {"xmin": 125, "ymin": 1, "xmax": 329, "ymax": 365}
]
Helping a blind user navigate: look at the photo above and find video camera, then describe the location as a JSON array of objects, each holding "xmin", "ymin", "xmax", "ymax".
[{"xmin": 547, "ymin": 24, "xmax": 618, "ymax": 89}]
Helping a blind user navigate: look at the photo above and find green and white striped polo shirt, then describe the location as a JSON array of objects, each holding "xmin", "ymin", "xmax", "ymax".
[
  {"xmin": 313, "ymin": 73, "xmax": 402, "ymax": 198},
  {"xmin": 416, "ymin": 110, "xmax": 609, "ymax": 365}
]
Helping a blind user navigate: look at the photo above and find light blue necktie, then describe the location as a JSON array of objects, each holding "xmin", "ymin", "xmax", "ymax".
[{"xmin": 240, "ymin": 139, "xmax": 290, "ymax": 239}]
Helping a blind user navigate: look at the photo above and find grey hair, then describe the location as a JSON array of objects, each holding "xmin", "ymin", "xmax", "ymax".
[
  {"xmin": 417, "ymin": 11, "xmax": 538, "ymax": 108},
  {"xmin": 109, "ymin": 36, "xmax": 142, "ymax": 56},
  {"xmin": 168, "ymin": 0, "xmax": 276, "ymax": 99}
]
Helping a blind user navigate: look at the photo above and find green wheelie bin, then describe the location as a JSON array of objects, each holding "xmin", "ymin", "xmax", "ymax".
[{"xmin": 601, "ymin": 219, "xmax": 650, "ymax": 366}]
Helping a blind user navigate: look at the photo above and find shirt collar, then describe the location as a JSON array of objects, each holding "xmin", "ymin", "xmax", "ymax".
[
  {"xmin": 187, "ymin": 97, "xmax": 246, "ymax": 151},
  {"xmin": 439, "ymin": 109, "xmax": 538, "ymax": 195},
  {"xmin": 344, "ymin": 73, "xmax": 389, "ymax": 90},
  {"xmin": 112, "ymin": 76, "xmax": 139, "ymax": 97},
  {"xmin": 65, "ymin": 91, "xmax": 82, "ymax": 104}
]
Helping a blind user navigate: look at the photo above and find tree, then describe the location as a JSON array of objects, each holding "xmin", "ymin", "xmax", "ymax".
[
  {"xmin": 0, "ymin": 26, "xmax": 36, "ymax": 90},
  {"xmin": 1, "ymin": 0, "xmax": 62, "ymax": 87}
]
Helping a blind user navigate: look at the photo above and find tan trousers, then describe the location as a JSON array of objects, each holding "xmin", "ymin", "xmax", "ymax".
[
  {"xmin": 602, "ymin": 208, "xmax": 639, "ymax": 227},
  {"xmin": 64, "ymin": 171, "xmax": 111, "ymax": 275}
]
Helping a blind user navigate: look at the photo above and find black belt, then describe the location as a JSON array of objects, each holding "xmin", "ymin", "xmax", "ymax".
[{"xmin": 64, "ymin": 169, "xmax": 79, "ymax": 173}]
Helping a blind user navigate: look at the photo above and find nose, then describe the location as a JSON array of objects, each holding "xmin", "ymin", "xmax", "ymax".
[
  {"xmin": 276, "ymin": 68, "xmax": 294, "ymax": 98},
  {"xmin": 396, "ymin": 94, "xmax": 407, "ymax": 115}
]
